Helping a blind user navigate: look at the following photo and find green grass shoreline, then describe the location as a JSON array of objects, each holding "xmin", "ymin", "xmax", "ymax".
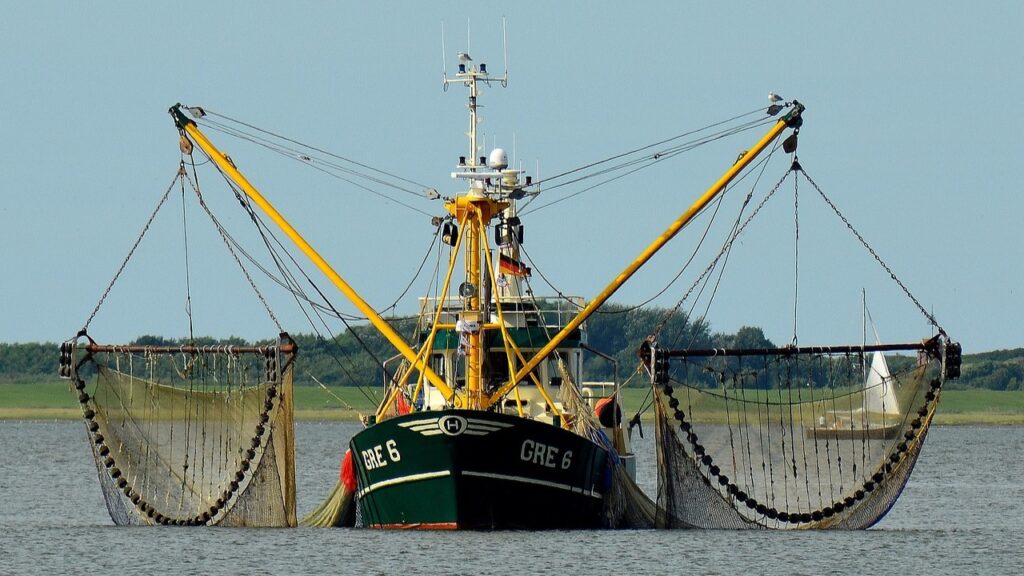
[{"xmin": 2, "ymin": 382, "xmax": 1023, "ymax": 425}]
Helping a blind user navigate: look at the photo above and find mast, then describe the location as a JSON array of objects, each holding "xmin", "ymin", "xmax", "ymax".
[
  {"xmin": 170, "ymin": 55, "xmax": 803, "ymax": 418},
  {"xmin": 443, "ymin": 52, "xmax": 510, "ymax": 410}
]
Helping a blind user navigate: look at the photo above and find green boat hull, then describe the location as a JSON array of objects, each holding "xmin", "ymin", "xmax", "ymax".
[{"xmin": 350, "ymin": 410, "xmax": 609, "ymax": 529}]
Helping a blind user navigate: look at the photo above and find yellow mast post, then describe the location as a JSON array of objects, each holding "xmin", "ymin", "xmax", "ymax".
[
  {"xmin": 440, "ymin": 57, "xmax": 512, "ymax": 411},
  {"xmin": 169, "ymin": 105, "xmax": 457, "ymax": 404},
  {"xmin": 485, "ymin": 103, "xmax": 805, "ymax": 409},
  {"xmin": 467, "ymin": 208, "xmax": 481, "ymax": 410},
  {"xmin": 444, "ymin": 197, "xmax": 506, "ymax": 410}
]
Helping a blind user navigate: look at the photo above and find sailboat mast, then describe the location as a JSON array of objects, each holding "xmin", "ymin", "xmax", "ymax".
[{"xmin": 863, "ymin": 287, "xmax": 868, "ymax": 381}]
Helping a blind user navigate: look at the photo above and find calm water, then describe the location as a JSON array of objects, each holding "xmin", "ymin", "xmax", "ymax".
[{"xmin": 1, "ymin": 420, "xmax": 1020, "ymax": 575}]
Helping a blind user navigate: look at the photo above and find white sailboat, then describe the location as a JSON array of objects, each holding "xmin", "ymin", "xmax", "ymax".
[
  {"xmin": 809, "ymin": 298, "xmax": 904, "ymax": 439},
  {"xmin": 863, "ymin": 349, "xmax": 900, "ymax": 417}
]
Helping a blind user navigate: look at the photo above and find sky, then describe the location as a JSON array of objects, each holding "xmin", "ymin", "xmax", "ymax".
[{"xmin": 1, "ymin": 1, "xmax": 1021, "ymax": 353}]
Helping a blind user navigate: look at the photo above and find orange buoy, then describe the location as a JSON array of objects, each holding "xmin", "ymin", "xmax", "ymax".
[
  {"xmin": 594, "ymin": 396, "xmax": 622, "ymax": 428},
  {"xmin": 340, "ymin": 448, "xmax": 357, "ymax": 492}
]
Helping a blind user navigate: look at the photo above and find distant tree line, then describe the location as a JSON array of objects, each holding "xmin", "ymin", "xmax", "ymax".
[{"xmin": 2, "ymin": 305, "xmax": 1020, "ymax": 391}]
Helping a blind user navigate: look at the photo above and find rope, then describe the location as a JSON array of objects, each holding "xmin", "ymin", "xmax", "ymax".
[
  {"xmin": 521, "ymin": 116, "xmax": 778, "ymax": 214},
  {"xmin": 523, "ymin": 106, "xmax": 770, "ymax": 193},
  {"xmin": 791, "ymin": 163, "xmax": 799, "ymax": 345},
  {"xmin": 200, "ymin": 108, "xmax": 432, "ymax": 190},
  {"xmin": 673, "ymin": 144, "xmax": 785, "ymax": 353},
  {"xmin": 204, "ymin": 168, "xmax": 380, "ymax": 404},
  {"xmin": 179, "ymin": 165, "xmax": 196, "ymax": 342},
  {"xmin": 194, "ymin": 114, "xmax": 435, "ymax": 217},
  {"xmin": 651, "ymin": 163, "xmax": 791, "ymax": 340},
  {"xmin": 520, "ymin": 146, "xmax": 779, "ymax": 318},
  {"xmin": 182, "ymin": 170, "xmax": 283, "ymax": 332}
]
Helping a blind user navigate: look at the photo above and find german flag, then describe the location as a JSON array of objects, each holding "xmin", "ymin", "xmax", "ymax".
[{"xmin": 499, "ymin": 253, "xmax": 531, "ymax": 276}]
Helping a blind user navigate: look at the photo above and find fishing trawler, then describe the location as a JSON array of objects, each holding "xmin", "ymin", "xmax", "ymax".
[
  {"xmin": 164, "ymin": 53, "xmax": 660, "ymax": 529},
  {"xmin": 63, "ymin": 39, "xmax": 963, "ymax": 530},
  {"xmin": 160, "ymin": 47, "xmax": 803, "ymax": 528}
]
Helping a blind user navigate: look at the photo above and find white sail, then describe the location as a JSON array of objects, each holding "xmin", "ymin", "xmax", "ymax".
[{"xmin": 863, "ymin": 351, "xmax": 900, "ymax": 416}]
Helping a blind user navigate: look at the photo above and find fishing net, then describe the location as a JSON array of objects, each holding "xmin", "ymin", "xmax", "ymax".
[
  {"xmin": 647, "ymin": 337, "xmax": 953, "ymax": 529},
  {"xmin": 301, "ymin": 479, "xmax": 356, "ymax": 528},
  {"xmin": 61, "ymin": 337, "xmax": 297, "ymax": 527},
  {"xmin": 555, "ymin": 357, "xmax": 658, "ymax": 528}
]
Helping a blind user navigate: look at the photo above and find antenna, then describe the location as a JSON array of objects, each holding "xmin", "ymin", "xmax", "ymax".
[
  {"xmin": 441, "ymin": 19, "xmax": 512, "ymax": 170},
  {"xmin": 467, "ymin": 18, "xmax": 471, "ymax": 57},
  {"xmin": 502, "ymin": 17, "xmax": 509, "ymax": 87},
  {"xmin": 441, "ymin": 22, "xmax": 448, "ymax": 88}
]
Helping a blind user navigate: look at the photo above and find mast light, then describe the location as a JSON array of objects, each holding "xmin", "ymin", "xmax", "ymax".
[{"xmin": 442, "ymin": 222, "xmax": 458, "ymax": 246}]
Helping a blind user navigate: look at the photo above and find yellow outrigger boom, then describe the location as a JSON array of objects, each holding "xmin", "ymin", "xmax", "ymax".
[
  {"xmin": 484, "ymin": 103, "xmax": 805, "ymax": 409},
  {"xmin": 169, "ymin": 105, "xmax": 457, "ymax": 404},
  {"xmin": 170, "ymin": 100, "xmax": 804, "ymax": 413}
]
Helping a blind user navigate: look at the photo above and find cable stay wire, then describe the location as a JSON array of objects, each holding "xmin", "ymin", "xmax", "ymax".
[
  {"xmin": 198, "ymin": 107, "xmax": 433, "ymax": 190},
  {"xmin": 181, "ymin": 158, "xmax": 376, "ymax": 401},
  {"xmin": 666, "ymin": 142, "xmax": 786, "ymax": 352},
  {"xmin": 534, "ymin": 115, "xmax": 774, "ymax": 195},
  {"xmin": 203, "ymin": 141, "xmax": 445, "ymax": 376},
  {"xmin": 524, "ymin": 105, "xmax": 768, "ymax": 191},
  {"xmin": 181, "ymin": 168, "xmax": 283, "ymax": 332},
  {"xmin": 519, "ymin": 145, "xmax": 782, "ymax": 317},
  {"xmin": 185, "ymin": 119, "xmax": 442, "ymax": 320},
  {"xmin": 213, "ymin": 157, "xmax": 386, "ymax": 353},
  {"xmin": 655, "ymin": 151, "xmax": 947, "ymax": 361},
  {"xmin": 519, "ymin": 109, "xmax": 779, "ymax": 214},
  {"xmin": 185, "ymin": 148, "xmax": 414, "ymax": 403},
  {"xmin": 544, "ymin": 142, "xmax": 786, "ymax": 427},
  {"xmin": 197, "ymin": 115, "xmax": 423, "ymax": 198},
  {"xmin": 196, "ymin": 117, "xmax": 436, "ymax": 218},
  {"xmin": 654, "ymin": 142, "xmax": 789, "ymax": 348}
]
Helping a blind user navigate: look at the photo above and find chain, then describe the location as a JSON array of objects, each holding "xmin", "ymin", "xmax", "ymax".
[
  {"xmin": 182, "ymin": 169, "xmax": 283, "ymax": 332},
  {"xmin": 81, "ymin": 169, "xmax": 182, "ymax": 332},
  {"xmin": 800, "ymin": 170, "xmax": 946, "ymax": 337},
  {"xmin": 658, "ymin": 373, "xmax": 941, "ymax": 526}
]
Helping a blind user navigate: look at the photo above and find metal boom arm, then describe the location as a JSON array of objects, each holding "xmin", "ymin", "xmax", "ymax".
[
  {"xmin": 486, "ymin": 103, "xmax": 806, "ymax": 409},
  {"xmin": 169, "ymin": 105, "xmax": 456, "ymax": 403}
]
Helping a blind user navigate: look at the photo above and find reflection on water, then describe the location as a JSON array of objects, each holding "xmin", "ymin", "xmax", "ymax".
[{"xmin": 1, "ymin": 420, "xmax": 1020, "ymax": 575}]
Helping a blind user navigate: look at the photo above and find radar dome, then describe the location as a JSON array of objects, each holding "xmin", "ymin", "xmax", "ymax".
[{"xmin": 488, "ymin": 148, "xmax": 509, "ymax": 170}]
